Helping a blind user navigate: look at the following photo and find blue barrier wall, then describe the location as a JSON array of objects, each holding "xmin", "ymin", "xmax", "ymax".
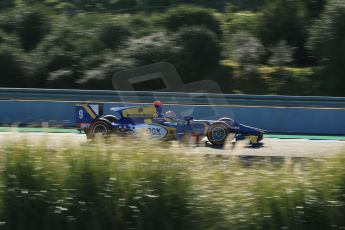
[{"xmin": 1, "ymin": 100, "xmax": 344, "ymax": 135}]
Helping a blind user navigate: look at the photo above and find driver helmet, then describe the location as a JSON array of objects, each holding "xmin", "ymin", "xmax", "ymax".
[{"xmin": 164, "ymin": 110, "xmax": 177, "ymax": 120}]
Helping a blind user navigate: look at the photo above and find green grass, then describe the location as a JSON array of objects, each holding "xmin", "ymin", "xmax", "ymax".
[{"xmin": 0, "ymin": 137, "xmax": 345, "ymax": 230}]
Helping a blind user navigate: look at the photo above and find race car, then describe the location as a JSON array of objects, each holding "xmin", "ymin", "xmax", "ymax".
[{"xmin": 75, "ymin": 101, "xmax": 265, "ymax": 147}]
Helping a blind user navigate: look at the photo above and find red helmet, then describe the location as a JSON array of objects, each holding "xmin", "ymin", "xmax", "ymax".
[{"xmin": 153, "ymin": 101, "xmax": 163, "ymax": 107}]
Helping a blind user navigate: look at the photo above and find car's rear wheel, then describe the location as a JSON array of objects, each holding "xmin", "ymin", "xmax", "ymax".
[
  {"xmin": 88, "ymin": 120, "xmax": 112, "ymax": 139},
  {"xmin": 207, "ymin": 122, "xmax": 232, "ymax": 146},
  {"xmin": 102, "ymin": 115, "xmax": 119, "ymax": 123},
  {"xmin": 218, "ymin": 117, "xmax": 232, "ymax": 122}
]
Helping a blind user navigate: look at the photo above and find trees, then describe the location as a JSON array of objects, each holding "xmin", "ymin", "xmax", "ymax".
[
  {"xmin": 0, "ymin": 0, "xmax": 13, "ymax": 10},
  {"xmin": 258, "ymin": 0, "xmax": 311, "ymax": 66},
  {"xmin": 123, "ymin": 32, "xmax": 179, "ymax": 65},
  {"xmin": 17, "ymin": 10, "xmax": 50, "ymax": 51},
  {"xmin": 0, "ymin": 46, "xmax": 26, "ymax": 87},
  {"xmin": 0, "ymin": 7, "xmax": 50, "ymax": 51},
  {"xmin": 0, "ymin": 0, "xmax": 339, "ymax": 95},
  {"xmin": 174, "ymin": 26, "xmax": 221, "ymax": 82},
  {"xmin": 226, "ymin": 31, "xmax": 265, "ymax": 68},
  {"xmin": 78, "ymin": 57, "xmax": 135, "ymax": 89},
  {"xmin": 162, "ymin": 5, "xmax": 222, "ymax": 37},
  {"xmin": 308, "ymin": 0, "xmax": 345, "ymax": 95},
  {"xmin": 268, "ymin": 41, "xmax": 294, "ymax": 67},
  {"xmin": 98, "ymin": 22, "xmax": 132, "ymax": 49},
  {"xmin": 122, "ymin": 27, "xmax": 221, "ymax": 83}
]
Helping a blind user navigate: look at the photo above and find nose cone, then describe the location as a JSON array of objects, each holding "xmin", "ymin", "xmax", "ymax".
[
  {"xmin": 239, "ymin": 124, "xmax": 267, "ymax": 134},
  {"xmin": 252, "ymin": 128, "xmax": 267, "ymax": 135},
  {"xmin": 256, "ymin": 128, "xmax": 268, "ymax": 134},
  {"xmin": 257, "ymin": 128, "xmax": 267, "ymax": 134}
]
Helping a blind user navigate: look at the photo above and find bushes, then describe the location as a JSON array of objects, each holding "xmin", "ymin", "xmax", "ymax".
[
  {"xmin": 98, "ymin": 22, "xmax": 132, "ymax": 49},
  {"xmin": 174, "ymin": 26, "xmax": 221, "ymax": 82},
  {"xmin": 0, "ymin": 45, "xmax": 26, "ymax": 87},
  {"xmin": 308, "ymin": 0, "xmax": 345, "ymax": 96},
  {"xmin": 121, "ymin": 26, "xmax": 222, "ymax": 84},
  {"xmin": 225, "ymin": 11, "xmax": 261, "ymax": 35},
  {"xmin": 78, "ymin": 56, "xmax": 135, "ymax": 89},
  {"xmin": 162, "ymin": 5, "xmax": 222, "ymax": 37},
  {"xmin": 226, "ymin": 31, "xmax": 265, "ymax": 67},
  {"xmin": 17, "ymin": 10, "xmax": 50, "ymax": 51},
  {"xmin": 0, "ymin": 0, "xmax": 340, "ymax": 95},
  {"xmin": 0, "ymin": 8, "xmax": 50, "ymax": 51},
  {"xmin": 123, "ymin": 32, "xmax": 178, "ymax": 65},
  {"xmin": 258, "ymin": 0, "xmax": 312, "ymax": 65}
]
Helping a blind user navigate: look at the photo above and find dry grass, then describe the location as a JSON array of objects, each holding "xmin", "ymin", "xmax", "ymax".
[{"xmin": 0, "ymin": 136, "xmax": 345, "ymax": 230}]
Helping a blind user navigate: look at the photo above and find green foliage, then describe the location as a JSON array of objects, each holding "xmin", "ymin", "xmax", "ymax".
[
  {"xmin": 0, "ymin": 10, "xmax": 19, "ymax": 33},
  {"xmin": 108, "ymin": 0, "xmax": 139, "ymax": 11},
  {"xmin": 17, "ymin": 10, "xmax": 50, "ymax": 51},
  {"xmin": 175, "ymin": 26, "xmax": 221, "ymax": 82},
  {"xmin": 0, "ymin": 45, "xmax": 26, "ymax": 87},
  {"xmin": 0, "ymin": 29, "xmax": 20, "ymax": 47},
  {"xmin": 225, "ymin": 11, "xmax": 261, "ymax": 34},
  {"xmin": 227, "ymin": 0, "xmax": 267, "ymax": 11},
  {"xmin": 301, "ymin": 0, "xmax": 326, "ymax": 18},
  {"xmin": 221, "ymin": 61, "xmax": 316, "ymax": 95},
  {"xmin": 261, "ymin": 67, "xmax": 316, "ymax": 95},
  {"xmin": 308, "ymin": 0, "xmax": 345, "ymax": 95},
  {"xmin": 258, "ymin": 0, "xmax": 311, "ymax": 65},
  {"xmin": 98, "ymin": 22, "xmax": 132, "ymax": 49},
  {"xmin": 78, "ymin": 56, "xmax": 135, "ymax": 89},
  {"xmin": 0, "ymin": 0, "xmax": 339, "ymax": 95},
  {"xmin": 47, "ymin": 69, "xmax": 76, "ymax": 89},
  {"xmin": 162, "ymin": 5, "xmax": 222, "ymax": 37},
  {"xmin": 268, "ymin": 40, "xmax": 294, "ymax": 66},
  {"xmin": 123, "ymin": 32, "xmax": 179, "ymax": 65},
  {"xmin": 0, "ymin": 6, "xmax": 51, "ymax": 51},
  {"xmin": 0, "ymin": 0, "xmax": 14, "ymax": 10},
  {"xmin": 226, "ymin": 31, "xmax": 265, "ymax": 66},
  {"xmin": 128, "ymin": 14, "xmax": 162, "ymax": 37}
]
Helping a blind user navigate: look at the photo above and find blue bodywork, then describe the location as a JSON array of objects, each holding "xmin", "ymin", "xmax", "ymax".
[{"xmin": 76, "ymin": 102, "xmax": 266, "ymax": 145}]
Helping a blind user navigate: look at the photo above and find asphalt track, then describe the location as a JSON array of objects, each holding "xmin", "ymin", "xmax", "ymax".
[{"xmin": 0, "ymin": 129, "xmax": 344, "ymax": 158}]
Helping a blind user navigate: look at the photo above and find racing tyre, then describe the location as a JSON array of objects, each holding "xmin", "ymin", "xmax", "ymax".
[
  {"xmin": 88, "ymin": 119, "xmax": 112, "ymax": 139},
  {"xmin": 218, "ymin": 117, "xmax": 234, "ymax": 127},
  {"xmin": 207, "ymin": 122, "xmax": 231, "ymax": 146},
  {"xmin": 218, "ymin": 117, "xmax": 233, "ymax": 122},
  {"xmin": 102, "ymin": 115, "xmax": 119, "ymax": 123}
]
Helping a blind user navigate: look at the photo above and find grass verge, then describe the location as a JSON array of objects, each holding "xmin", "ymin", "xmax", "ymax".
[{"xmin": 0, "ymin": 137, "xmax": 345, "ymax": 230}]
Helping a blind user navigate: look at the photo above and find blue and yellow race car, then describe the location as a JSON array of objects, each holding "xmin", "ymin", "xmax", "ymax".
[{"xmin": 76, "ymin": 101, "xmax": 265, "ymax": 147}]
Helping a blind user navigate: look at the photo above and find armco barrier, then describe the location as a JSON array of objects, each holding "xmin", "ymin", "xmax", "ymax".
[
  {"xmin": 0, "ymin": 88, "xmax": 344, "ymax": 135},
  {"xmin": 1, "ymin": 88, "xmax": 345, "ymax": 108}
]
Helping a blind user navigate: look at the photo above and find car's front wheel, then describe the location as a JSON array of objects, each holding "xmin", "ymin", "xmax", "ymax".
[{"xmin": 207, "ymin": 122, "xmax": 232, "ymax": 147}]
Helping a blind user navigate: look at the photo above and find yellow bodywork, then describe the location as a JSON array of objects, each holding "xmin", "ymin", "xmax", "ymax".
[
  {"xmin": 247, "ymin": 135, "xmax": 259, "ymax": 144},
  {"xmin": 122, "ymin": 106, "xmax": 157, "ymax": 118},
  {"xmin": 82, "ymin": 104, "xmax": 97, "ymax": 119}
]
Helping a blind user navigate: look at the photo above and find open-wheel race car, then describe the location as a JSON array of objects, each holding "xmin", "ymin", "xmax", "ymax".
[{"xmin": 76, "ymin": 101, "xmax": 266, "ymax": 147}]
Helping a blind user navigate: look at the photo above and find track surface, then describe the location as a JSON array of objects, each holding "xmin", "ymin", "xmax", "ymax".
[{"xmin": 0, "ymin": 132, "xmax": 344, "ymax": 158}]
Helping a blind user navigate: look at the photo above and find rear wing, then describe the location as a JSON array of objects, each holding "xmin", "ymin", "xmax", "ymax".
[{"xmin": 75, "ymin": 103, "xmax": 103, "ymax": 129}]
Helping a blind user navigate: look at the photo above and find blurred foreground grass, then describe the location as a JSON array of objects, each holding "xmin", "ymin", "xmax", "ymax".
[{"xmin": 0, "ymin": 137, "xmax": 345, "ymax": 230}]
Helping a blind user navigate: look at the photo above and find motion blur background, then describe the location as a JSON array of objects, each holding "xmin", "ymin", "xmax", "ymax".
[{"xmin": 0, "ymin": 0, "xmax": 344, "ymax": 96}]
